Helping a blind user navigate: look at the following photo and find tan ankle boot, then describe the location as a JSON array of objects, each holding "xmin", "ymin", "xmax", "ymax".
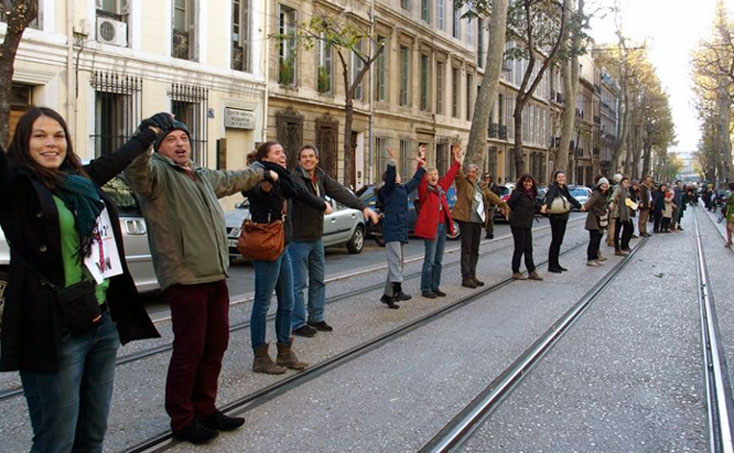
[
  {"xmin": 253, "ymin": 344, "xmax": 286, "ymax": 374},
  {"xmin": 277, "ymin": 342, "xmax": 308, "ymax": 370}
]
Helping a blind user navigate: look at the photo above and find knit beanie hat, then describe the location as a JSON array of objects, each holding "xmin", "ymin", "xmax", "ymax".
[
  {"xmin": 154, "ymin": 120, "xmax": 192, "ymax": 151},
  {"xmin": 597, "ymin": 177, "xmax": 610, "ymax": 187},
  {"xmin": 613, "ymin": 173, "xmax": 623, "ymax": 183}
]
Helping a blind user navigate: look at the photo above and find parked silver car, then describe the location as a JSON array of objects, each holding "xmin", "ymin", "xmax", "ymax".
[
  {"xmin": 0, "ymin": 176, "xmax": 160, "ymax": 295},
  {"xmin": 224, "ymin": 195, "xmax": 366, "ymax": 258}
]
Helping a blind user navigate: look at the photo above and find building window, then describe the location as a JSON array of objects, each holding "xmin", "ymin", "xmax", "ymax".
[
  {"xmin": 436, "ymin": 139, "xmax": 449, "ymax": 175},
  {"xmin": 96, "ymin": 0, "xmax": 129, "ymax": 46},
  {"xmin": 278, "ymin": 5, "xmax": 297, "ymax": 86},
  {"xmin": 421, "ymin": 0, "xmax": 430, "ymax": 22},
  {"xmin": 437, "ymin": 0, "xmax": 445, "ymax": 30},
  {"xmin": 466, "ymin": 73, "xmax": 473, "ymax": 120},
  {"xmin": 466, "ymin": 13, "xmax": 473, "ymax": 46},
  {"xmin": 172, "ymin": 0, "xmax": 196, "ymax": 60},
  {"xmin": 317, "ymin": 36, "xmax": 333, "ymax": 94},
  {"xmin": 451, "ymin": 67, "xmax": 459, "ymax": 118},
  {"xmin": 91, "ymin": 72, "xmax": 142, "ymax": 158},
  {"xmin": 420, "ymin": 54, "xmax": 430, "ymax": 111},
  {"xmin": 400, "ymin": 45, "xmax": 410, "ymax": 107},
  {"xmin": 9, "ymin": 84, "xmax": 33, "ymax": 139},
  {"xmin": 375, "ymin": 137, "xmax": 390, "ymax": 177},
  {"xmin": 232, "ymin": 0, "xmax": 251, "ymax": 71},
  {"xmin": 436, "ymin": 61, "xmax": 445, "ymax": 115},
  {"xmin": 170, "ymin": 83, "xmax": 209, "ymax": 165},
  {"xmin": 401, "ymin": 0, "xmax": 411, "ymax": 11},
  {"xmin": 351, "ymin": 39, "xmax": 365, "ymax": 101},
  {"xmin": 453, "ymin": 1, "xmax": 461, "ymax": 39},
  {"xmin": 375, "ymin": 37, "xmax": 387, "ymax": 102},
  {"xmin": 2, "ymin": 0, "xmax": 41, "ymax": 29},
  {"xmin": 276, "ymin": 107, "xmax": 304, "ymax": 169},
  {"xmin": 400, "ymin": 139, "xmax": 413, "ymax": 180}
]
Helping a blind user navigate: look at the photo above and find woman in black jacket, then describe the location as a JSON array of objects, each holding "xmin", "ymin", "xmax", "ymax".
[
  {"xmin": 507, "ymin": 174, "xmax": 543, "ymax": 280},
  {"xmin": 0, "ymin": 107, "xmax": 164, "ymax": 451},
  {"xmin": 245, "ymin": 141, "xmax": 329, "ymax": 374},
  {"xmin": 541, "ymin": 170, "xmax": 583, "ymax": 273}
]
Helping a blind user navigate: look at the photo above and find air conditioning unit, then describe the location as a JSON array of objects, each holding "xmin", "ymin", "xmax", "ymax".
[{"xmin": 97, "ymin": 17, "xmax": 128, "ymax": 47}]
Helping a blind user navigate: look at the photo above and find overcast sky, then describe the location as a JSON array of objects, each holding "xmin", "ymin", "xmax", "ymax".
[{"xmin": 588, "ymin": 0, "xmax": 727, "ymax": 156}]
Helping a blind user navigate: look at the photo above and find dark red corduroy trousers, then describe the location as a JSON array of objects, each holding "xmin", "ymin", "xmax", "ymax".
[{"xmin": 164, "ymin": 280, "xmax": 230, "ymax": 432}]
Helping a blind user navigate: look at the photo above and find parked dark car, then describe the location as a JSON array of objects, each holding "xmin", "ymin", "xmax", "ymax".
[{"xmin": 357, "ymin": 184, "xmax": 460, "ymax": 245}]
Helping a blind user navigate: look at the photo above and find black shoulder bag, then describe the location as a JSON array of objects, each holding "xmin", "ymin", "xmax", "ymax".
[{"xmin": 10, "ymin": 247, "xmax": 102, "ymax": 336}]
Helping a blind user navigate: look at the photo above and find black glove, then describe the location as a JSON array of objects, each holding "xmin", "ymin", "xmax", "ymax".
[{"xmin": 138, "ymin": 112, "xmax": 174, "ymax": 133}]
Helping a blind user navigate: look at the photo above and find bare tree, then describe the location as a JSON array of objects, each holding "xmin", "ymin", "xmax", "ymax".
[
  {"xmin": 456, "ymin": 0, "xmax": 510, "ymax": 170},
  {"xmin": 0, "ymin": 0, "xmax": 38, "ymax": 147}
]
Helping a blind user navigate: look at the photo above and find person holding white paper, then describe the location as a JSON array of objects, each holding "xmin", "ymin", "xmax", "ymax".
[
  {"xmin": 610, "ymin": 175, "xmax": 634, "ymax": 255},
  {"xmin": 0, "ymin": 107, "xmax": 163, "ymax": 452}
]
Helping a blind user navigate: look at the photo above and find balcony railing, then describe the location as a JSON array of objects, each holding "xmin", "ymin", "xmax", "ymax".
[
  {"xmin": 489, "ymin": 123, "xmax": 498, "ymax": 138},
  {"xmin": 499, "ymin": 125, "xmax": 508, "ymax": 140},
  {"xmin": 593, "ymin": 115, "xmax": 601, "ymax": 124}
]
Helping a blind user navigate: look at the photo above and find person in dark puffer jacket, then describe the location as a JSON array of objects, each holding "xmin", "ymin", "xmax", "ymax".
[
  {"xmin": 507, "ymin": 174, "xmax": 543, "ymax": 281},
  {"xmin": 377, "ymin": 145, "xmax": 426, "ymax": 308}
]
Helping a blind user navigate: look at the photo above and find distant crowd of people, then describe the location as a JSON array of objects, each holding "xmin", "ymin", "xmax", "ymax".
[{"xmin": 2, "ymin": 107, "xmax": 734, "ymax": 451}]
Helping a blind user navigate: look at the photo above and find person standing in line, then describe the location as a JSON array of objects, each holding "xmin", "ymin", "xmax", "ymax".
[
  {"xmin": 481, "ymin": 172, "xmax": 499, "ymax": 239},
  {"xmin": 652, "ymin": 183, "xmax": 666, "ymax": 233},
  {"xmin": 638, "ymin": 176, "xmax": 653, "ymax": 237},
  {"xmin": 629, "ymin": 179, "xmax": 639, "ymax": 238},
  {"xmin": 610, "ymin": 176, "xmax": 634, "ymax": 256},
  {"xmin": 377, "ymin": 145, "xmax": 427, "ymax": 308},
  {"xmin": 0, "ymin": 108, "xmax": 163, "ymax": 452},
  {"xmin": 670, "ymin": 180, "xmax": 686, "ymax": 231},
  {"xmin": 584, "ymin": 177, "xmax": 610, "ymax": 267},
  {"xmin": 661, "ymin": 185, "xmax": 676, "ymax": 233},
  {"xmin": 415, "ymin": 145, "xmax": 461, "ymax": 298},
  {"xmin": 605, "ymin": 173, "xmax": 623, "ymax": 247},
  {"xmin": 288, "ymin": 146, "xmax": 381, "ymax": 334},
  {"xmin": 452, "ymin": 152, "xmax": 507, "ymax": 288},
  {"xmin": 125, "ymin": 119, "xmax": 275, "ymax": 445},
  {"xmin": 245, "ymin": 142, "xmax": 331, "ymax": 374},
  {"xmin": 507, "ymin": 174, "xmax": 543, "ymax": 280},
  {"xmin": 541, "ymin": 170, "xmax": 583, "ymax": 273},
  {"xmin": 725, "ymin": 183, "xmax": 734, "ymax": 248}
]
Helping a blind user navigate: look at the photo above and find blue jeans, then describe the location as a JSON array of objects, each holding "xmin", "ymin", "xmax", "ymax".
[
  {"xmin": 20, "ymin": 311, "xmax": 120, "ymax": 453},
  {"xmin": 421, "ymin": 222, "xmax": 446, "ymax": 292},
  {"xmin": 288, "ymin": 239, "xmax": 326, "ymax": 329},
  {"xmin": 251, "ymin": 250, "xmax": 294, "ymax": 349}
]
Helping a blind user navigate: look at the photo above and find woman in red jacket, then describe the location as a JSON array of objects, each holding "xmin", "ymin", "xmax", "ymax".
[{"xmin": 414, "ymin": 144, "xmax": 462, "ymax": 298}]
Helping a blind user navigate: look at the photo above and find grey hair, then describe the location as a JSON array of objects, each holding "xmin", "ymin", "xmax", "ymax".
[{"xmin": 464, "ymin": 163, "xmax": 480, "ymax": 172}]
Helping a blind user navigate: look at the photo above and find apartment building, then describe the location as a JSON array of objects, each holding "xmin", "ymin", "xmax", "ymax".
[{"xmin": 3, "ymin": 0, "xmax": 268, "ymax": 209}]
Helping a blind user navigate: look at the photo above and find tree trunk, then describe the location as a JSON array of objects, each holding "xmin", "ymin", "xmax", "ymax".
[
  {"xmin": 718, "ymin": 80, "xmax": 731, "ymax": 184},
  {"xmin": 0, "ymin": 1, "xmax": 38, "ymax": 148},
  {"xmin": 465, "ymin": 0, "xmax": 509, "ymax": 170},
  {"xmin": 557, "ymin": 0, "xmax": 581, "ymax": 173},
  {"xmin": 513, "ymin": 99, "xmax": 525, "ymax": 180}
]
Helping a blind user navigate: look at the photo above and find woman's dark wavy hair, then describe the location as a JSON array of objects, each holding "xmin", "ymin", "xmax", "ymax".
[
  {"xmin": 7, "ymin": 107, "xmax": 84, "ymax": 189},
  {"xmin": 516, "ymin": 173, "xmax": 538, "ymax": 197}
]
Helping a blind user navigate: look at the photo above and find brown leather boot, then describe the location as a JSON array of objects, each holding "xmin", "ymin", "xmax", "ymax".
[
  {"xmin": 252, "ymin": 344, "xmax": 286, "ymax": 375},
  {"xmin": 276, "ymin": 342, "xmax": 308, "ymax": 370}
]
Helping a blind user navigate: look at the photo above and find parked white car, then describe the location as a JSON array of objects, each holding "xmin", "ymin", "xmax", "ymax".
[
  {"xmin": 568, "ymin": 186, "xmax": 592, "ymax": 208},
  {"xmin": 224, "ymin": 195, "xmax": 366, "ymax": 259}
]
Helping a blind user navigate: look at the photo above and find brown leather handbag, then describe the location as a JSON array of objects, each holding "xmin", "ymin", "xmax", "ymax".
[{"xmin": 236, "ymin": 219, "xmax": 285, "ymax": 262}]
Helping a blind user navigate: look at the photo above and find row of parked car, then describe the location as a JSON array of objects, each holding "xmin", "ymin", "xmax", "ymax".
[{"xmin": 0, "ymin": 176, "xmax": 594, "ymax": 298}]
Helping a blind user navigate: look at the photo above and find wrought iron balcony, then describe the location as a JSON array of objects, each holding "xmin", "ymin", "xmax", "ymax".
[
  {"xmin": 488, "ymin": 123, "xmax": 498, "ymax": 138},
  {"xmin": 499, "ymin": 125, "xmax": 508, "ymax": 140}
]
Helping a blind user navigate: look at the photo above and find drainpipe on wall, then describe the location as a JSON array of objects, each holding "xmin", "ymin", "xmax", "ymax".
[
  {"xmin": 261, "ymin": 0, "xmax": 271, "ymax": 143},
  {"xmin": 66, "ymin": 0, "xmax": 75, "ymax": 143},
  {"xmin": 368, "ymin": 0, "xmax": 375, "ymax": 185}
]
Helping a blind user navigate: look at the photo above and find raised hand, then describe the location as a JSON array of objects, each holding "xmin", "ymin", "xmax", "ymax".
[
  {"xmin": 451, "ymin": 143, "xmax": 463, "ymax": 163},
  {"xmin": 324, "ymin": 201, "xmax": 334, "ymax": 215},
  {"xmin": 268, "ymin": 170, "xmax": 279, "ymax": 182}
]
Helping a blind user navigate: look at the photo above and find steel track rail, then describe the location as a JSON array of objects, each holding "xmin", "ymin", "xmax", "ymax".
[
  {"xmin": 419, "ymin": 236, "xmax": 650, "ymax": 453},
  {"xmin": 694, "ymin": 210, "xmax": 734, "ymax": 453},
  {"xmin": 120, "ymin": 241, "xmax": 588, "ymax": 453},
  {"xmin": 0, "ymin": 225, "xmax": 542, "ymax": 402}
]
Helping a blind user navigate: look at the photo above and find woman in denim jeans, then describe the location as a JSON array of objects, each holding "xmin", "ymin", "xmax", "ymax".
[
  {"xmin": 245, "ymin": 141, "xmax": 330, "ymax": 374},
  {"xmin": 0, "ymin": 108, "xmax": 162, "ymax": 452}
]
